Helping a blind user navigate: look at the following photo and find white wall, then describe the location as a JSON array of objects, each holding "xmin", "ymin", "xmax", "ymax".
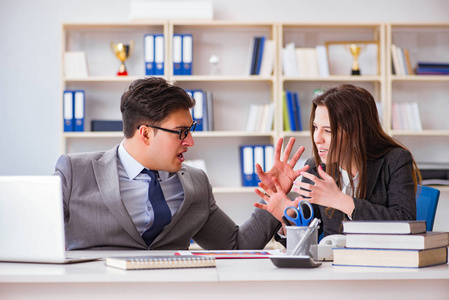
[{"xmin": 1, "ymin": 0, "xmax": 449, "ymax": 175}]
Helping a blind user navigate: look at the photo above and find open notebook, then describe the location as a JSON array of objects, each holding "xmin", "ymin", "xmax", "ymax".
[{"xmin": 0, "ymin": 176, "xmax": 96, "ymax": 264}]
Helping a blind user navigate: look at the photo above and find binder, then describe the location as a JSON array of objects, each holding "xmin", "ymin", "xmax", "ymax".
[
  {"xmin": 73, "ymin": 90, "xmax": 85, "ymax": 132},
  {"xmin": 182, "ymin": 34, "xmax": 193, "ymax": 75},
  {"xmin": 63, "ymin": 91, "xmax": 74, "ymax": 132},
  {"xmin": 192, "ymin": 90, "xmax": 204, "ymax": 131},
  {"xmin": 240, "ymin": 145, "xmax": 254, "ymax": 187},
  {"xmin": 292, "ymin": 92, "xmax": 302, "ymax": 131},
  {"xmin": 285, "ymin": 90, "xmax": 297, "ymax": 131},
  {"xmin": 255, "ymin": 36, "xmax": 265, "ymax": 75},
  {"xmin": 282, "ymin": 91, "xmax": 291, "ymax": 131},
  {"xmin": 144, "ymin": 34, "xmax": 155, "ymax": 75},
  {"xmin": 172, "ymin": 34, "xmax": 183, "ymax": 75},
  {"xmin": 264, "ymin": 145, "xmax": 274, "ymax": 172},
  {"xmin": 154, "ymin": 34, "xmax": 164, "ymax": 76},
  {"xmin": 253, "ymin": 145, "xmax": 264, "ymax": 186},
  {"xmin": 250, "ymin": 37, "xmax": 261, "ymax": 75}
]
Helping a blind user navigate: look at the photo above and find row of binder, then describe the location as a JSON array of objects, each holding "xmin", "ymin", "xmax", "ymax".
[
  {"xmin": 185, "ymin": 89, "xmax": 213, "ymax": 132},
  {"xmin": 283, "ymin": 90, "xmax": 303, "ymax": 131},
  {"xmin": 173, "ymin": 34, "xmax": 193, "ymax": 75},
  {"xmin": 144, "ymin": 34, "xmax": 193, "ymax": 76},
  {"xmin": 240, "ymin": 144, "xmax": 274, "ymax": 187},
  {"xmin": 63, "ymin": 90, "xmax": 85, "ymax": 132},
  {"xmin": 144, "ymin": 34, "xmax": 165, "ymax": 75}
]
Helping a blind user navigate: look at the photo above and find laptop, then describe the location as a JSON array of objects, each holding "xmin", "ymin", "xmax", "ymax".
[{"xmin": 0, "ymin": 176, "xmax": 97, "ymax": 264}]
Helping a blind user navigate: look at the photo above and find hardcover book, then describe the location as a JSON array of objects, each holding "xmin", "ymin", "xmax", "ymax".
[
  {"xmin": 333, "ymin": 247, "xmax": 448, "ymax": 268},
  {"xmin": 342, "ymin": 220, "xmax": 426, "ymax": 235},
  {"xmin": 345, "ymin": 231, "xmax": 449, "ymax": 250}
]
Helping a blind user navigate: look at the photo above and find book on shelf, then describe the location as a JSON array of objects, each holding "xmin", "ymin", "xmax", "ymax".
[
  {"xmin": 333, "ymin": 246, "xmax": 448, "ymax": 268},
  {"xmin": 259, "ymin": 39, "xmax": 275, "ymax": 76},
  {"xmin": 245, "ymin": 103, "xmax": 274, "ymax": 132},
  {"xmin": 105, "ymin": 255, "xmax": 215, "ymax": 270},
  {"xmin": 415, "ymin": 62, "xmax": 449, "ymax": 75},
  {"xmin": 391, "ymin": 102, "xmax": 422, "ymax": 131},
  {"xmin": 182, "ymin": 34, "xmax": 193, "ymax": 75},
  {"xmin": 345, "ymin": 231, "xmax": 449, "ymax": 250},
  {"xmin": 342, "ymin": 220, "xmax": 427, "ymax": 235},
  {"xmin": 283, "ymin": 90, "xmax": 302, "ymax": 131},
  {"xmin": 91, "ymin": 120, "xmax": 123, "ymax": 132},
  {"xmin": 176, "ymin": 250, "xmax": 283, "ymax": 259},
  {"xmin": 282, "ymin": 42, "xmax": 299, "ymax": 76},
  {"xmin": 403, "ymin": 48, "xmax": 413, "ymax": 75},
  {"xmin": 295, "ymin": 47, "xmax": 319, "ymax": 78},
  {"xmin": 247, "ymin": 36, "xmax": 266, "ymax": 75},
  {"xmin": 64, "ymin": 51, "xmax": 89, "ymax": 78}
]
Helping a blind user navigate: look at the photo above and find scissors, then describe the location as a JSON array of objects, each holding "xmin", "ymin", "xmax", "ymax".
[{"xmin": 283, "ymin": 200, "xmax": 314, "ymax": 226}]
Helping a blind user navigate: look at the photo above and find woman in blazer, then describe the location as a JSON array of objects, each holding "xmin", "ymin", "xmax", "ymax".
[{"xmin": 254, "ymin": 84, "xmax": 421, "ymax": 237}]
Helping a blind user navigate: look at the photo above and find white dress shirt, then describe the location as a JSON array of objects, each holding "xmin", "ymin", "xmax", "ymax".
[{"xmin": 117, "ymin": 142, "xmax": 184, "ymax": 235}]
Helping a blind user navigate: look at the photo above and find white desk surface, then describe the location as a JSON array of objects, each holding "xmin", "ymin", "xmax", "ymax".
[{"xmin": 1, "ymin": 250, "xmax": 448, "ymax": 300}]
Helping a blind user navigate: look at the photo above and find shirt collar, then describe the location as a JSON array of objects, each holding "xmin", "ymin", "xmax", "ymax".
[{"xmin": 118, "ymin": 141, "xmax": 146, "ymax": 180}]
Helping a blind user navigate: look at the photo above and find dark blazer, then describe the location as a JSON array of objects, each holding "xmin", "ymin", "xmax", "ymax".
[
  {"xmin": 302, "ymin": 147, "xmax": 417, "ymax": 237},
  {"xmin": 54, "ymin": 145, "xmax": 280, "ymax": 250}
]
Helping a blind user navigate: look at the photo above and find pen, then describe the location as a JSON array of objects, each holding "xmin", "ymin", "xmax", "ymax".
[{"xmin": 282, "ymin": 216, "xmax": 291, "ymax": 227}]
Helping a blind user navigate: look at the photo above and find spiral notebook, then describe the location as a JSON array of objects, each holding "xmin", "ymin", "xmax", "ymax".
[{"xmin": 105, "ymin": 255, "xmax": 216, "ymax": 270}]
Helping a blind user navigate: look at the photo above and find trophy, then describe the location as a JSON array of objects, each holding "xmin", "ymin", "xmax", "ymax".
[
  {"xmin": 348, "ymin": 44, "xmax": 363, "ymax": 75},
  {"xmin": 110, "ymin": 41, "xmax": 134, "ymax": 76}
]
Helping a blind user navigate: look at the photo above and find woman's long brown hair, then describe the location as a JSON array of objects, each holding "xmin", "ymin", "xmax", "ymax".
[{"xmin": 309, "ymin": 84, "xmax": 421, "ymax": 204}]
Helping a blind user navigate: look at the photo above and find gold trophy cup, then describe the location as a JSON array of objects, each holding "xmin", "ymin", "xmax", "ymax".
[
  {"xmin": 110, "ymin": 41, "xmax": 134, "ymax": 76},
  {"xmin": 348, "ymin": 44, "xmax": 362, "ymax": 75}
]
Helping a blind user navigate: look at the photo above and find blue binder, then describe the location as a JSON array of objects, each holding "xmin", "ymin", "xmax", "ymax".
[
  {"xmin": 144, "ymin": 34, "xmax": 155, "ymax": 75},
  {"xmin": 172, "ymin": 34, "xmax": 183, "ymax": 75},
  {"xmin": 253, "ymin": 145, "xmax": 264, "ymax": 186},
  {"xmin": 182, "ymin": 34, "xmax": 193, "ymax": 75},
  {"xmin": 255, "ymin": 36, "xmax": 265, "ymax": 75},
  {"xmin": 73, "ymin": 90, "xmax": 85, "ymax": 132},
  {"xmin": 293, "ymin": 92, "xmax": 302, "ymax": 131},
  {"xmin": 154, "ymin": 34, "xmax": 164, "ymax": 76},
  {"xmin": 63, "ymin": 91, "xmax": 74, "ymax": 132},
  {"xmin": 240, "ymin": 145, "xmax": 255, "ymax": 187},
  {"xmin": 191, "ymin": 90, "xmax": 204, "ymax": 131},
  {"xmin": 285, "ymin": 90, "xmax": 297, "ymax": 131}
]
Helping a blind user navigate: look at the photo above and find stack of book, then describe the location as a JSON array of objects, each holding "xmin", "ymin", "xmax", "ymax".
[
  {"xmin": 333, "ymin": 220, "xmax": 449, "ymax": 268},
  {"xmin": 415, "ymin": 62, "xmax": 449, "ymax": 75}
]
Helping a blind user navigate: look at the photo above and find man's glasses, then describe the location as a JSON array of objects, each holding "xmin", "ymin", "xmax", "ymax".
[{"xmin": 139, "ymin": 121, "xmax": 197, "ymax": 140}]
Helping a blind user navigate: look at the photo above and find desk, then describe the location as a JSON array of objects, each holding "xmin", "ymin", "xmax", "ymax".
[{"xmin": 1, "ymin": 250, "xmax": 448, "ymax": 300}]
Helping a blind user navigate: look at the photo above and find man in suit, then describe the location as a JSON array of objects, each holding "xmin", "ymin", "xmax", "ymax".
[{"xmin": 54, "ymin": 77, "xmax": 281, "ymax": 250}]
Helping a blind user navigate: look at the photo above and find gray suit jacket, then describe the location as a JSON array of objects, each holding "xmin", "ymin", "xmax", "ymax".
[
  {"xmin": 302, "ymin": 147, "xmax": 417, "ymax": 237},
  {"xmin": 54, "ymin": 145, "xmax": 280, "ymax": 250}
]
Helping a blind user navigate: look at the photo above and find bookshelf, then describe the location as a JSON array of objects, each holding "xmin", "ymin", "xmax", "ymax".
[
  {"xmin": 277, "ymin": 23, "xmax": 386, "ymax": 158},
  {"xmin": 386, "ymin": 23, "xmax": 449, "ymax": 170},
  {"xmin": 60, "ymin": 21, "xmax": 449, "ymax": 229}
]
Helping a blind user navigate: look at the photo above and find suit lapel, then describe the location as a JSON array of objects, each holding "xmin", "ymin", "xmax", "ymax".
[
  {"xmin": 92, "ymin": 145, "xmax": 146, "ymax": 247},
  {"xmin": 366, "ymin": 157, "xmax": 384, "ymax": 200}
]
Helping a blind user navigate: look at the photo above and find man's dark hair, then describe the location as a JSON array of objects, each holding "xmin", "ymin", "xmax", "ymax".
[{"xmin": 120, "ymin": 77, "xmax": 195, "ymax": 138}]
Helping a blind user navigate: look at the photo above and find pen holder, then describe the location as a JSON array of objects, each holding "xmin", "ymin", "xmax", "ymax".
[{"xmin": 286, "ymin": 226, "xmax": 318, "ymax": 259}]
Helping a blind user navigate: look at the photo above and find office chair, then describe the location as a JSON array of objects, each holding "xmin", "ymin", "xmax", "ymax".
[{"xmin": 416, "ymin": 185, "xmax": 440, "ymax": 231}]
